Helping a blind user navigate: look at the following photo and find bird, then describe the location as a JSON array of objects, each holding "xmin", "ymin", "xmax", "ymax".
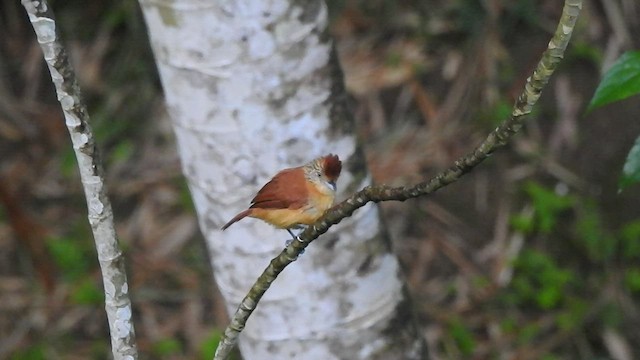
[{"xmin": 221, "ymin": 154, "xmax": 342, "ymax": 239}]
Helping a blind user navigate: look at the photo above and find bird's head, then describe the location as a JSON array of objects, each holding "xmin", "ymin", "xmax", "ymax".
[{"xmin": 304, "ymin": 154, "xmax": 342, "ymax": 194}]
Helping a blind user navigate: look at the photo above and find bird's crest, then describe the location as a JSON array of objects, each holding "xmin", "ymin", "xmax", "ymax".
[{"xmin": 321, "ymin": 154, "xmax": 342, "ymax": 181}]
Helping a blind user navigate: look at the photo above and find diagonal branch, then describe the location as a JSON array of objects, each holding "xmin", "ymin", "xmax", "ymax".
[
  {"xmin": 214, "ymin": 0, "xmax": 582, "ymax": 358},
  {"xmin": 21, "ymin": 1, "xmax": 138, "ymax": 359}
]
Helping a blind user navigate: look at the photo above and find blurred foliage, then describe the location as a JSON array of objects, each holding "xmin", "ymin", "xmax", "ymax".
[
  {"xmin": 108, "ymin": 139, "xmax": 135, "ymax": 165},
  {"xmin": 491, "ymin": 180, "xmax": 640, "ymax": 357},
  {"xmin": 541, "ymin": 355, "xmax": 561, "ymax": 360},
  {"xmin": 567, "ymin": 41, "xmax": 603, "ymax": 67},
  {"xmin": 479, "ymin": 98, "xmax": 513, "ymax": 126},
  {"xmin": 4, "ymin": 0, "xmax": 640, "ymax": 359},
  {"xmin": 71, "ymin": 278, "xmax": 105, "ymax": 305},
  {"xmin": 199, "ymin": 329, "xmax": 240, "ymax": 360},
  {"xmin": 453, "ymin": 0, "xmax": 487, "ymax": 34},
  {"xmin": 574, "ymin": 200, "xmax": 615, "ymax": 262},
  {"xmin": 46, "ymin": 236, "xmax": 93, "ymax": 281},
  {"xmin": 178, "ymin": 178, "xmax": 197, "ymax": 214},
  {"xmin": 9, "ymin": 344, "xmax": 46, "ymax": 360},
  {"xmin": 555, "ymin": 298, "xmax": 588, "ymax": 331},
  {"xmin": 60, "ymin": 147, "xmax": 80, "ymax": 179},
  {"xmin": 446, "ymin": 317, "xmax": 476, "ymax": 356},
  {"xmin": 625, "ymin": 268, "xmax": 640, "ymax": 293},
  {"xmin": 152, "ymin": 338, "xmax": 183, "ymax": 357},
  {"xmin": 46, "ymin": 220, "xmax": 105, "ymax": 305},
  {"xmin": 507, "ymin": 249, "xmax": 574, "ymax": 309},
  {"xmin": 523, "ymin": 182, "xmax": 575, "ymax": 234},
  {"xmin": 620, "ymin": 220, "xmax": 640, "ymax": 258},
  {"xmin": 199, "ymin": 330, "xmax": 223, "ymax": 360},
  {"xmin": 619, "ymin": 136, "xmax": 640, "ymax": 191}
]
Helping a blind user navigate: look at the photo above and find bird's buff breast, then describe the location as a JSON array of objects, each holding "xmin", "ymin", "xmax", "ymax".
[{"xmin": 250, "ymin": 190, "xmax": 335, "ymax": 229}]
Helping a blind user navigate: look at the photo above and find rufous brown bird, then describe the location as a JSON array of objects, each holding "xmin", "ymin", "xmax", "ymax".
[{"xmin": 221, "ymin": 154, "xmax": 342, "ymax": 238}]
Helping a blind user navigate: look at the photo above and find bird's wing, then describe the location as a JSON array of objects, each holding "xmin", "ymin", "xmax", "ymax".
[{"xmin": 250, "ymin": 168, "xmax": 308, "ymax": 210}]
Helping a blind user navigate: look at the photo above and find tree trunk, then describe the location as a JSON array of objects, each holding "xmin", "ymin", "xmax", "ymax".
[{"xmin": 138, "ymin": 1, "xmax": 426, "ymax": 358}]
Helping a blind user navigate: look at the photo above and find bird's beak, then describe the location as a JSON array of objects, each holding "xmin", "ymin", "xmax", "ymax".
[{"xmin": 327, "ymin": 180, "xmax": 336, "ymax": 191}]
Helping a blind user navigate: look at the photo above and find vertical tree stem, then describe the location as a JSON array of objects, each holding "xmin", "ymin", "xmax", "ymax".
[{"xmin": 21, "ymin": 1, "xmax": 138, "ymax": 359}]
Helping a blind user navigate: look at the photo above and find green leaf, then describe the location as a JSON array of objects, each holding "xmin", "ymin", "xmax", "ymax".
[
  {"xmin": 619, "ymin": 135, "xmax": 640, "ymax": 191},
  {"xmin": 588, "ymin": 51, "xmax": 640, "ymax": 112}
]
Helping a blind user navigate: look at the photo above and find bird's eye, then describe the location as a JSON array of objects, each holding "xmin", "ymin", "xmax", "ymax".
[{"xmin": 316, "ymin": 172, "xmax": 322, "ymax": 177}]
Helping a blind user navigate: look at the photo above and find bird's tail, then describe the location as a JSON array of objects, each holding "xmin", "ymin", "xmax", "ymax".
[{"xmin": 221, "ymin": 209, "xmax": 252, "ymax": 230}]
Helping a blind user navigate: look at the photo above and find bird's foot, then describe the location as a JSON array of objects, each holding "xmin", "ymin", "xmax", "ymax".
[{"xmin": 284, "ymin": 236, "xmax": 305, "ymax": 255}]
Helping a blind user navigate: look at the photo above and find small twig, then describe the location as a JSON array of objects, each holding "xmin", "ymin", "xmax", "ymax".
[
  {"xmin": 21, "ymin": 1, "xmax": 138, "ymax": 359},
  {"xmin": 214, "ymin": 1, "xmax": 582, "ymax": 358}
]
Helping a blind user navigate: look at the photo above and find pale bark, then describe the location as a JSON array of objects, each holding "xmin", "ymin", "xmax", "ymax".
[
  {"xmin": 138, "ymin": 1, "xmax": 424, "ymax": 359},
  {"xmin": 21, "ymin": 1, "xmax": 138, "ymax": 359}
]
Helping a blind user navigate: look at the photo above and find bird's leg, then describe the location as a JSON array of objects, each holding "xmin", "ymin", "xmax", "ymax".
[
  {"xmin": 285, "ymin": 226, "xmax": 307, "ymax": 255},
  {"xmin": 286, "ymin": 228, "xmax": 297, "ymax": 242}
]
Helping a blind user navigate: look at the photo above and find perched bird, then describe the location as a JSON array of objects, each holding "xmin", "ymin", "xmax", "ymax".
[{"xmin": 221, "ymin": 154, "xmax": 342, "ymax": 239}]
